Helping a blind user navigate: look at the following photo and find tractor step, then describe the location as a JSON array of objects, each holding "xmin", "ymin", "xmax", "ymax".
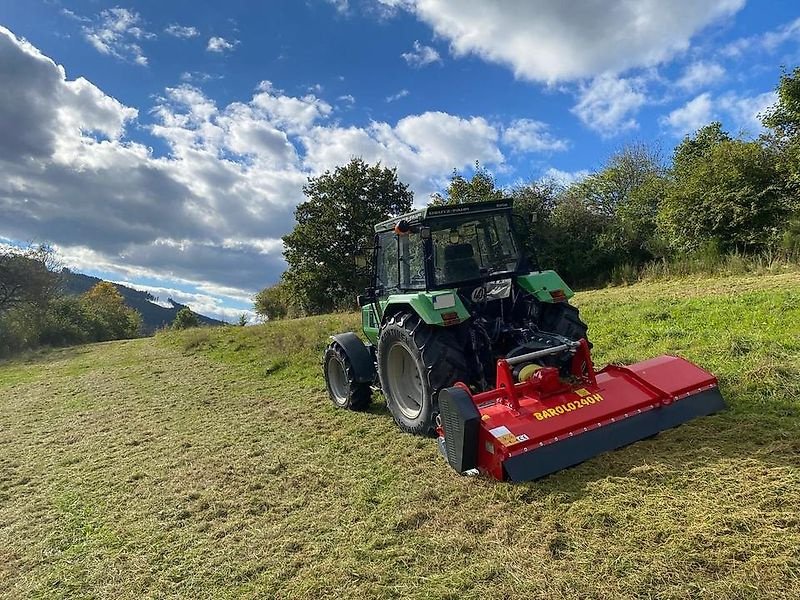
[{"xmin": 438, "ymin": 345, "xmax": 726, "ymax": 482}]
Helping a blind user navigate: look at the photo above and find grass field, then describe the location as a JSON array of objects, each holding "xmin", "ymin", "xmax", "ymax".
[{"xmin": 1, "ymin": 271, "xmax": 800, "ymax": 599}]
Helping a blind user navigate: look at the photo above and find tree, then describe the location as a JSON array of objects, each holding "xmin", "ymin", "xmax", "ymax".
[
  {"xmin": 172, "ymin": 307, "xmax": 199, "ymax": 330},
  {"xmin": 672, "ymin": 122, "xmax": 731, "ymax": 171},
  {"xmin": 0, "ymin": 245, "xmax": 60, "ymax": 314},
  {"xmin": 566, "ymin": 144, "xmax": 667, "ymax": 264},
  {"xmin": 762, "ymin": 67, "xmax": 800, "ymax": 230},
  {"xmin": 80, "ymin": 282, "xmax": 141, "ymax": 341},
  {"xmin": 660, "ymin": 126, "xmax": 791, "ymax": 252},
  {"xmin": 282, "ymin": 158, "xmax": 413, "ymax": 314},
  {"xmin": 237, "ymin": 314, "xmax": 249, "ymax": 327},
  {"xmin": 254, "ymin": 281, "xmax": 294, "ymax": 320},
  {"xmin": 430, "ymin": 162, "xmax": 505, "ymax": 206},
  {"xmin": 508, "ymin": 179, "xmax": 562, "ymax": 270}
]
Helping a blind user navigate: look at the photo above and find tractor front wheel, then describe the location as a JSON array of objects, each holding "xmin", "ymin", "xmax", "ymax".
[
  {"xmin": 377, "ymin": 312, "xmax": 470, "ymax": 436},
  {"xmin": 323, "ymin": 342, "xmax": 372, "ymax": 410}
]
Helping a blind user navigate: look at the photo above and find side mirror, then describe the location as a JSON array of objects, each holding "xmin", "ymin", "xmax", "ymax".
[
  {"xmin": 358, "ymin": 287, "xmax": 376, "ymax": 307},
  {"xmin": 354, "ymin": 254, "xmax": 368, "ymax": 268}
]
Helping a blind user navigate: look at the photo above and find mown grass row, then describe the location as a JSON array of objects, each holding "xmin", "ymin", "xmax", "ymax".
[{"xmin": 0, "ymin": 271, "xmax": 799, "ymax": 599}]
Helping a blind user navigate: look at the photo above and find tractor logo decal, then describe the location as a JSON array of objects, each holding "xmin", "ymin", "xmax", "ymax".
[
  {"xmin": 471, "ymin": 286, "xmax": 486, "ymax": 302},
  {"xmin": 533, "ymin": 393, "xmax": 604, "ymax": 421}
]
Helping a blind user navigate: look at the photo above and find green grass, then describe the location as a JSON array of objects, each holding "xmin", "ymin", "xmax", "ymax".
[{"xmin": 1, "ymin": 272, "xmax": 799, "ymax": 599}]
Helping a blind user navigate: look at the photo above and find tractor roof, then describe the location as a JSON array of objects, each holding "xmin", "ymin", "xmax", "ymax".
[{"xmin": 374, "ymin": 199, "xmax": 514, "ymax": 232}]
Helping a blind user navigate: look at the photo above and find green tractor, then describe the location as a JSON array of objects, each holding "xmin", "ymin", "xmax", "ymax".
[{"xmin": 323, "ymin": 199, "xmax": 588, "ymax": 436}]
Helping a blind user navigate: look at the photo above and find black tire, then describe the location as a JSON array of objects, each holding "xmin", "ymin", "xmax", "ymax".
[
  {"xmin": 323, "ymin": 342, "xmax": 372, "ymax": 410},
  {"xmin": 377, "ymin": 312, "xmax": 471, "ymax": 436},
  {"xmin": 538, "ymin": 301, "xmax": 590, "ymax": 345}
]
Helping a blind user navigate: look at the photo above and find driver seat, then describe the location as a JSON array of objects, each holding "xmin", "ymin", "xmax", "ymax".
[{"xmin": 444, "ymin": 243, "xmax": 480, "ymax": 282}]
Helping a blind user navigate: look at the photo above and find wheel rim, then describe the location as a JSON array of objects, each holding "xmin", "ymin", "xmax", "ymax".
[
  {"xmin": 327, "ymin": 356, "xmax": 349, "ymax": 405},
  {"xmin": 385, "ymin": 342, "xmax": 425, "ymax": 419}
]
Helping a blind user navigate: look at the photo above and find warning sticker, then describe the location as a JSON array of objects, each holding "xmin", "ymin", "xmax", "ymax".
[
  {"xmin": 489, "ymin": 425, "xmax": 518, "ymax": 446},
  {"xmin": 489, "ymin": 425, "xmax": 512, "ymax": 438},
  {"xmin": 497, "ymin": 433, "xmax": 517, "ymax": 446},
  {"xmin": 575, "ymin": 388, "xmax": 591, "ymax": 397}
]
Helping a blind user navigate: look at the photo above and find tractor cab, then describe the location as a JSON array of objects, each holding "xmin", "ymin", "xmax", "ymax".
[{"xmin": 370, "ymin": 200, "xmax": 523, "ymax": 298}]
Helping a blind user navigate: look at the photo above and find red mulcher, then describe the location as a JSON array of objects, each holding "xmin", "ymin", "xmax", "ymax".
[{"xmin": 437, "ymin": 340, "xmax": 725, "ymax": 481}]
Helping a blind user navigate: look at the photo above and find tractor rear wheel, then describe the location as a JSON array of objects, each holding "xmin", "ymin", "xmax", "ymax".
[
  {"xmin": 323, "ymin": 342, "xmax": 372, "ymax": 410},
  {"xmin": 538, "ymin": 301, "xmax": 590, "ymax": 345},
  {"xmin": 377, "ymin": 312, "xmax": 470, "ymax": 436}
]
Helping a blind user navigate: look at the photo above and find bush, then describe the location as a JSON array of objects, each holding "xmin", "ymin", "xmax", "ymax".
[
  {"xmin": 172, "ymin": 308, "xmax": 200, "ymax": 330},
  {"xmin": 80, "ymin": 282, "xmax": 142, "ymax": 341}
]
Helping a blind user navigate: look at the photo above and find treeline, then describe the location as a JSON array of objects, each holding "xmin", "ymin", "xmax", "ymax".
[
  {"xmin": 0, "ymin": 246, "xmax": 143, "ymax": 357},
  {"xmin": 255, "ymin": 67, "xmax": 799, "ymax": 319}
]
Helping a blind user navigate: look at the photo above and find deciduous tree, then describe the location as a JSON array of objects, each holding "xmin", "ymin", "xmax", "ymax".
[{"xmin": 282, "ymin": 158, "xmax": 413, "ymax": 314}]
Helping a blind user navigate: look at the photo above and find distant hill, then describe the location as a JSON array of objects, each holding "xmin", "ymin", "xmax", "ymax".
[{"xmin": 60, "ymin": 269, "xmax": 227, "ymax": 334}]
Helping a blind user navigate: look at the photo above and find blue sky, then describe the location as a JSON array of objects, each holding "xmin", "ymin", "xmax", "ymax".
[{"xmin": 0, "ymin": 1, "xmax": 798, "ymax": 320}]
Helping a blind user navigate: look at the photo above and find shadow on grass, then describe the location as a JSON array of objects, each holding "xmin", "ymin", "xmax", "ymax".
[
  {"xmin": 520, "ymin": 393, "xmax": 800, "ymax": 503},
  {"xmin": 352, "ymin": 378, "xmax": 800, "ymax": 503},
  {"xmin": 0, "ymin": 344, "xmax": 90, "ymax": 368}
]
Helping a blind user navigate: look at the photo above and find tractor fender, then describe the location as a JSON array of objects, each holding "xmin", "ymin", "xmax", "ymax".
[{"xmin": 330, "ymin": 332, "xmax": 375, "ymax": 384}]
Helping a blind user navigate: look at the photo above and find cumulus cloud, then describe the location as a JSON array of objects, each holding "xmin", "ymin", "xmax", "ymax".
[
  {"xmin": 572, "ymin": 74, "xmax": 646, "ymax": 135},
  {"xmin": 401, "ymin": 40, "xmax": 442, "ymax": 67},
  {"xmin": 207, "ymin": 36, "xmax": 238, "ymax": 53},
  {"xmin": 81, "ymin": 7, "xmax": 153, "ymax": 66},
  {"xmin": 164, "ymin": 24, "xmax": 200, "ymax": 39},
  {"xmin": 718, "ymin": 91, "xmax": 776, "ymax": 135},
  {"xmin": 662, "ymin": 93, "xmax": 715, "ymax": 135},
  {"xmin": 503, "ymin": 119, "xmax": 567, "ymax": 153},
  {"xmin": 0, "ymin": 26, "xmax": 510, "ymax": 303},
  {"xmin": 383, "ymin": 0, "xmax": 744, "ymax": 82},
  {"xmin": 300, "ymin": 111, "xmax": 503, "ymax": 198},
  {"xmin": 677, "ymin": 61, "xmax": 726, "ymax": 91},
  {"xmin": 661, "ymin": 90, "xmax": 775, "ymax": 136}
]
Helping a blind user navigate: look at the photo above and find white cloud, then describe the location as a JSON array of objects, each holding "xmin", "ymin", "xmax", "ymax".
[
  {"xmin": 337, "ymin": 94, "xmax": 356, "ymax": 105},
  {"xmin": 386, "ymin": 89, "xmax": 410, "ymax": 102},
  {"xmin": 164, "ymin": 24, "xmax": 200, "ymax": 39},
  {"xmin": 384, "ymin": 0, "xmax": 744, "ymax": 82},
  {"xmin": 325, "ymin": 0, "xmax": 350, "ymax": 14},
  {"xmin": 207, "ymin": 36, "xmax": 238, "ymax": 53},
  {"xmin": 61, "ymin": 8, "xmax": 90, "ymax": 23},
  {"xmin": 301, "ymin": 111, "xmax": 503, "ymax": 198},
  {"xmin": 112, "ymin": 280, "xmax": 253, "ymax": 322},
  {"xmin": 677, "ymin": 61, "xmax": 725, "ymax": 91},
  {"xmin": 662, "ymin": 93, "xmax": 714, "ymax": 135},
  {"xmin": 662, "ymin": 90, "xmax": 776, "ymax": 136},
  {"xmin": 82, "ymin": 7, "xmax": 154, "ymax": 66},
  {"xmin": 541, "ymin": 167, "xmax": 590, "ymax": 187},
  {"xmin": 572, "ymin": 74, "xmax": 646, "ymax": 135},
  {"xmin": 0, "ymin": 26, "xmax": 507, "ymax": 306},
  {"xmin": 503, "ymin": 119, "xmax": 567, "ymax": 153},
  {"xmin": 762, "ymin": 17, "xmax": 800, "ymax": 51},
  {"xmin": 718, "ymin": 91, "xmax": 776, "ymax": 135},
  {"xmin": 401, "ymin": 40, "xmax": 442, "ymax": 67},
  {"xmin": 723, "ymin": 16, "xmax": 800, "ymax": 56}
]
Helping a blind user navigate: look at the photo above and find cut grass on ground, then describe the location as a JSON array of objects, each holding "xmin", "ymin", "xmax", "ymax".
[{"xmin": 1, "ymin": 272, "xmax": 800, "ymax": 599}]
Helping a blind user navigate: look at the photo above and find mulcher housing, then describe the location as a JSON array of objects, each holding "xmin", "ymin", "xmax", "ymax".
[
  {"xmin": 322, "ymin": 199, "xmax": 726, "ymax": 482},
  {"xmin": 438, "ymin": 341, "xmax": 725, "ymax": 481}
]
